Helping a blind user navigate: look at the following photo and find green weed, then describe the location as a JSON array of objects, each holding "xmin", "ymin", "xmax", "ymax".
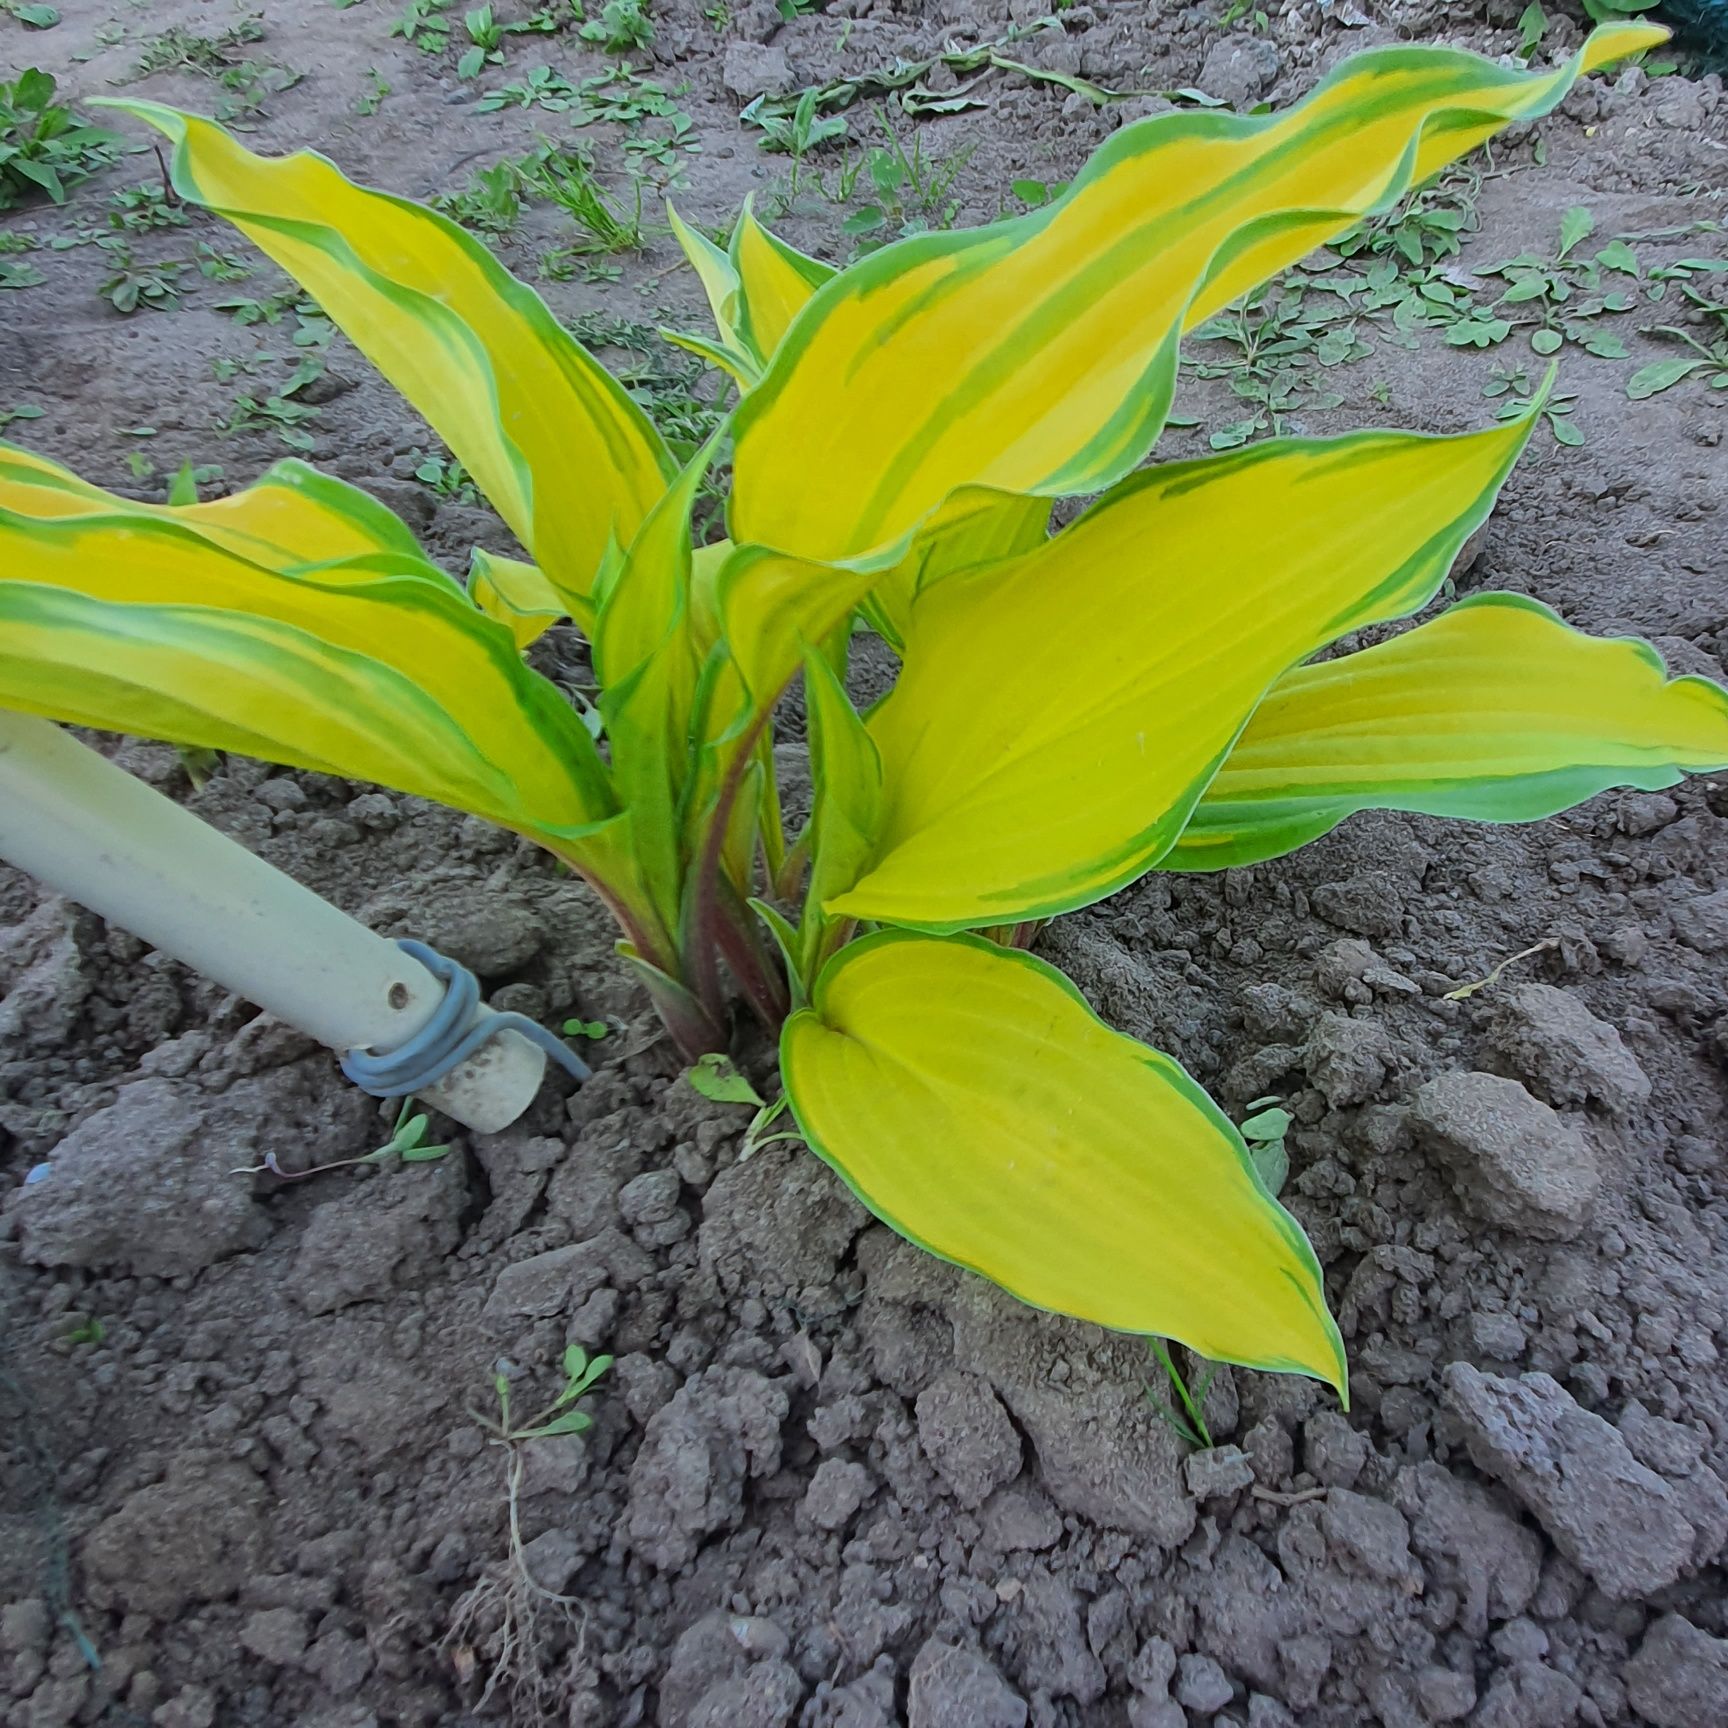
[
  {"xmin": 0, "ymin": 68, "xmax": 121, "ymax": 209},
  {"xmin": 837, "ymin": 116, "xmax": 973, "ymax": 255},
  {"xmin": 412, "ymin": 449, "xmax": 481, "ymax": 502},
  {"xmin": 579, "ymin": 0, "xmax": 652, "ymax": 54},
  {"xmin": 1146, "ymin": 1339, "xmax": 1216, "ymax": 1450},
  {"xmin": 1628, "ymin": 287, "xmax": 1728, "ymax": 398}
]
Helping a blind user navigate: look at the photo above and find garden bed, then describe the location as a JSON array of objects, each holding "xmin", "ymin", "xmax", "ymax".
[{"xmin": 2, "ymin": 1, "xmax": 1726, "ymax": 1724}]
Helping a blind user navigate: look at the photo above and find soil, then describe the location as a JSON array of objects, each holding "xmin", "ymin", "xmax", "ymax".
[{"xmin": 3, "ymin": 1, "xmax": 1728, "ymax": 1726}]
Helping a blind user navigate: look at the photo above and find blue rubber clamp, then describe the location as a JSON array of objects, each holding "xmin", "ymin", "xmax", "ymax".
[{"xmin": 340, "ymin": 938, "xmax": 590, "ymax": 1099}]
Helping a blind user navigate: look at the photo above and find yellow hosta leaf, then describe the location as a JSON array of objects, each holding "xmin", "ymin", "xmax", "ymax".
[
  {"xmin": 664, "ymin": 197, "xmax": 834, "ymax": 387},
  {"xmin": 108, "ymin": 101, "xmax": 674, "ymax": 611},
  {"xmin": 0, "ymin": 498, "xmax": 614, "ymax": 842},
  {"xmin": 667, "ymin": 202, "xmax": 744, "ymax": 350},
  {"xmin": 0, "ymin": 441, "xmax": 422, "ymax": 568},
  {"xmin": 665, "ymin": 203, "xmax": 755, "ymax": 387},
  {"xmin": 798, "ymin": 652, "xmax": 882, "ymax": 980},
  {"xmin": 782, "ymin": 931, "xmax": 1346, "ymax": 1391},
  {"xmin": 469, "ymin": 548, "xmax": 568, "ymax": 647},
  {"xmin": 827, "ymin": 416, "xmax": 1532, "ymax": 931},
  {"xmin": 718, "ymin": 544, "xmax": 882, "ymax": 703},
  {"xmin": 596, "ymin": 441, "xmax": 718, "ymax": 936},
  {"xmin": 1163, "ymin": 594, "xmax": 1728, "ymax": 871},
  {"xmin": 865, "ymin": 482, "xmax": 1054, "ymax": 649},
  {"xmin": 730, "ymin": 199, "xmax": 834, "ymax": 364},
  {"xmin": 730, "ymin": 25, "xmax": 1660, "ymax": 565}
]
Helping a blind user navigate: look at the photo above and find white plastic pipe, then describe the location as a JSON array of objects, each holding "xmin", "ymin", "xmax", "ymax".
[{"xmin": 0, "ymin": 712, "xmax": 546, "ymax": 1133}]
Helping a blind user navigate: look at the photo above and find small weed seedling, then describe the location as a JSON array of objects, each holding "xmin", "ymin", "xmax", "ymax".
[
  {"xmin": 743, "ymin": 87, "xmax": 847, "ymax": 194},
  {"xmin": 1009, "ymin": 175, "xmax": 1069, "ymax": 211},
  {"xmin": 2, "ymin": 3, "xmax": 62, "ymax": 27},
  {"xmin": 459, "ymin": 2, "xmax": 508, "ymax": 77},
  {"xmin": 105, "ymin": 178, "xmax": 185, "ymax": 232},
  {"xmin": 1628, "ymin": 286, "xmax": 1728, "ymax": 398},
  {"xmin": 1240, "ymin": 1095, "xmax": 1293, "ymax": 1196},
  {"xmin": 232, "ymin": 1095, "xmax": 451, "ymax": 1179},
  {"xmin": 97, "ymin": 242, "xmax": 184, "ymax": 313},
  {"xmin": 1186, "ymin": 281, "xmax": 1365, "ymax": 448},
  {"xmin": 1475, "ymin": 205, "xmax": 1636, "ymax": 359},
  {"xmin": 446, "ymin": 1346, "xmax": 613, "ymax": 1715},
  {"xmin": 412, "ymin": 448, "xmax": 481, "ymax": 502},
  {"xmin": 579, "ymin": 0, "xmax": 653, "ymax": 55},
  {"xmin": 217, "ymin": 358, "xmax": 323, "ymax": 450},
  {"xmin": 1483, "ymin": 362, "xmax": 1584, "ymax": 447},
  {"xmin": 1443, "ymin": 936, "xmax": 1561, "ymax": 1001},
  {"xmin": 837, "ymin": 115, "xmax": 974, "ymax": 256},
  {"xmin": 686, "ymin": 1054, "xmax": 804, "ymax": 1160},
  {"xmin": 1146, "ymin": 1339, "xmax": 1216, "ymax": 1450},
  {"xmin": 357, "ymin": 68, "xmax": 391, "ymax": 115},
  {"xmin": 477, "ymin": 64, "xmax": 576, "ymax": 112},
  {"xmin": 1220, "ymin": 0, "xmax": 1270, "ymax": 29},
  {"xmin": 521, "ymin": 145, "xmax": 643, "ymax": 255},
  {"xmin": 0, "ymin": 68, "xmax": 121, "ymax": 208},
  {"xmin": 481, "ymin": 1345, "xmax": 613, "ymax": 1446},
  {"xmin": 391, "ymin": 0, "xmax": 453, "ymax": 53},
  {"xmin": 436, "ymin": 160, "xmax": 523, "ymax": 234},
  {"xmin": 131, "ymin": 19, "xmax": 266, "ymax": 79}
]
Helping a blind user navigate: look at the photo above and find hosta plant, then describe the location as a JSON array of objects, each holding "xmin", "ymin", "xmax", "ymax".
[{"xmin": 5, "ymin": 22, "xmax": 1723, "ymax": 1399}]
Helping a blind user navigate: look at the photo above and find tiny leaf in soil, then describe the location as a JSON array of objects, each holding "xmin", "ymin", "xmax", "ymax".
[{"xmin": 687, "ymin": 1052, "xmax": 765, "ymax": 1107}]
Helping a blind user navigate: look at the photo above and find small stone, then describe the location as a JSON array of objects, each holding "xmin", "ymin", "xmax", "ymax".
[
  {"xmin": 1127, "ymin": 1700, "xmax": 1186, "ymax": 1728},
  {"xmin": 483, "ymin": 1231, "xmax": 650, "ymax": 1326},
  {"xmin": 978, "ymin": 1486, "xmax": 1062, "ymax": 1552},
  {"xmin": 687, "ymin": 1659, "xmax": 802, "ymax": 1728},
  {"xmin": 1409, "ymin": 1072, "xmax": 1598, "ymax": 1240},
  {"xmin": 1302, "ymin": 1411, "xmax": 1368, "ymax": 1487},
  {"xmin": 1470, "ymin": 1661, "xmax": 1581, "ymax": 1728},
  {"xmin": 1304, "ymin": 1013, "xmax": 1395, "ymax": 1107},
  {"xmin": 1485, "ymin": 984, "xmax": 1650, "ymax": 1115},
  {"xmin": 410, "ymin": 884, "xmax": 544, "ymax": 977},
  {"xmin": 619, "ymin": 1169, "xmax": 682, "ymax": 1227},
  {"xmin": 1128, "ymin": 1636, "xmax": 1177, "ymax": 1697},
  {"xmin": 1414, "ymin": 1664, "xmax": 1477, "ymax": 1722},
  {"xmin": 1247, "ymin": 1699, "xmax": 1297, "ymax": 1728},
  {"xmin": 1617, "ymin": 791, "xmax": 1677, "ymax": 835},
  {"xmin": 626, "ymin": 1368, "xmax": 787, "ymax": 1570},
  {"xmin": 1672, "ymin": 887, "xmax": 1728, "ymax": 953},
  {"xmin": 915, "ymin": 1372, "xmax": 1022, "ymax": 1508},
  {"xmin": 1624, "ymin": 1614, "xmax": 1728, "ymax": 1727},
  {"xmin": 1651, "ymin": 76, "xmax": 1707, "ymax": 130},
  {"xmin": 1198, "ymin": 33, "xmax": 1281, "ymax": 107},
  {"xmin": 1175, "ymin": 1652, "xmax": 1234, "ymax": 1714},
  {"xmin": 238, "ymin": 1607, "xmax": 307, "ymax": 1665},
  {"xmin": 0, "ymin": 1598, "xmax": 50, "ymax": 1654},
  {"xmin": 1619, "ymin": 1401, "xmax": 1705, "ymax": 1478},
  {"xmin": 1311, "ymin": 871, "xmax": 1405, "ymax": 940},
  {"xmin": 151, "ymin": 1686, "xmax": 216, "ymax": 1728},
  {"xmin": 83, "ymin": 1457, "xmax": 264, "ymax": 1617},
  {"xmin": 253, "ymin": 776, "xmax": 307, "ymax": 812},
  {"xmin": 801, "ymin": 1459, "xmax": 872, "ymax": 1531},
  {"xmin": 722, "ymin": 42, "xmax": 795, "ymax": 99},
  {"xmin": 303, "ymin": 1629, "xmax": 372, "ymax": 1695},
  {"xmin": 1183, "ymin": 1444, "xmax": 1254, "ymax": 1500},
  {"xmin": 906, "ymin": 1641, "xmax": 1027, "ymax": 1728},
  {"xmin": 1468, "ymin": 1310, "xmax": 1528, "ymax": 1361},
  {"xmin": 346, "ymin": 792, "xmax": 400, "ymax": 831},
  {"xmin": 1441, "ymin": 1365, "xmax": 1696, "ymax": 1600},
  {"xmin": 1321, "ymin": 1489, "xmax": 1419, "ymax": 1587},
  {"xmin": 11, "ymin": 1078, "xmax": 269, "ymax": 1278}
]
